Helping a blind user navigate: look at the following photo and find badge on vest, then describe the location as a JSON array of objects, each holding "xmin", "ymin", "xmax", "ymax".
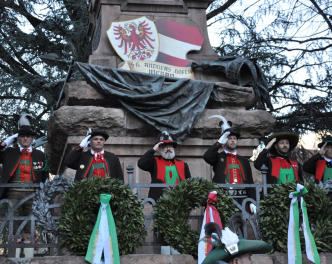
[
  {"xmin": 80, "ymin": 164, "xmax": 85, "ymax": 169},
  {"xmin": 33, "ymin": 161, "xmax": 44, "ymax": 170}
]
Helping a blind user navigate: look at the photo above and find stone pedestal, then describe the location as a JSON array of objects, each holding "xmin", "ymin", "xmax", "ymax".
[
  {"xmin": 46, "ymin": 0, "xmax": 275, "ymax": 255},
  {"xmin": 44, "ymin": 0, "xmax": 276, "ymax": 175}
]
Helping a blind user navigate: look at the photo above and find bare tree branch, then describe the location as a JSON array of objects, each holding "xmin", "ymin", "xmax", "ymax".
[
  {"xmin": 309, "ymin": 0, "xmax": 332, "ymax": 32},
  {"xmin": 206, "ymin": 0, "xmax": 239, "ymax": 21}
]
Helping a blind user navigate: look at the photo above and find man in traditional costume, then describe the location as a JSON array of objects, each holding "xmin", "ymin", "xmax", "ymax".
[
  {"xmin": 137, "ymin": 131, "xmax": 191, "ymax": 201},
  {"xmin": 0, "ymin": 124, "xmax": 49, "ymax": 255},
  {"xmin": 303, "ymin": 135, "xmax": 332, "ymax": 184},
  {"xmin": 203, "ymin": 126, "xmax": 256, "ymax": 214},
  {"xmin": 254, "ymin": 131, "xmax": 303, "ymax": 183},
  {"xmin": 64, "ymin": 129, "xmax": 123, "ymax": 181},
  {"xmin": 0, "ymin": 126, "xmax": 48, "ymax": 198}
]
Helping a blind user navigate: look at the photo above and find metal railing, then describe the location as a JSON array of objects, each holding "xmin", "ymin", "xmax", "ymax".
[
  {"xmin": 127, "ymin": 164, "xmax": 272, "ymax": 247},
  {"xmin": 0, "ymin": 183, "xmax": 61, "ymax": 258},
  {"xmin": 0, "ymin": 164, "xmax": 272, "ymax": 257}
]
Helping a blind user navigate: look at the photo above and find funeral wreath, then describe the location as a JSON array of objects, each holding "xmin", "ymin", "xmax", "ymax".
[
  {"xmin": 154, "ymin": 177, "xmax": 237, "ymax": 258},
  {"xmin": 259, "ymin": 182, "xmax": 332, "ymax": 252},
  {"xmin": 58, "ymin": 178, "xmax": 145, "ymax": 255}
]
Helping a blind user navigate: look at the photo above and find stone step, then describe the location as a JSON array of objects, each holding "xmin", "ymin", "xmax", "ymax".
[{"xmin": 1, "ymin": 253, "xmax": 332, "ymax": 264}]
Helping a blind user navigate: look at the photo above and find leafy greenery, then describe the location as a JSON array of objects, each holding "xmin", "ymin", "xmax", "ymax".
[
  {"xmin": 259, "ymin": 182, "xmax": 332, "ymax": 252},
  {"xmin": 0, "ymin": 0, "xmax": 90, "ymax": 137},
  {"xmin": 57, "ymin": 178, "xmax": 145, "ymax": 255},
  {"xmin": 154, "ymin": 178, "xmax": 237, "ymax": 258}
]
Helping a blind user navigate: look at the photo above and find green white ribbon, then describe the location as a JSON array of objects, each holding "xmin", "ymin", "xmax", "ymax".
[
  {"xmin": 85, "ymin": 194, "xmax": 120, "ymax": 264},
  {"xmin": 288, "ymin": 184, "xmax": 320, "ymax": 264}
]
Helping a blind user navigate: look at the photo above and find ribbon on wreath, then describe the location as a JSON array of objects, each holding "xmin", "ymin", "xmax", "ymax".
[
  {"xmin": 85, "ymin": 194, "xmax": 120, "ymax": 264},
  {"xmin": 198, "ymin": 191, "xmax": 223, "ymax": 264},
  {"xmin": 288, "ymin": 184, "xmax": 320, "ymax": 264}
]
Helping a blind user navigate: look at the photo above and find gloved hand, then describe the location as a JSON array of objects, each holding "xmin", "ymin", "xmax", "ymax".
[
  {"xmin": 3, "ymin": 133, "xmax": 19, "ymax": 147},
  {"xmin": 218, "ymin": 131, "xmax": 230, "ymax": 145},
  {"xmin": 153, "ymin": 142, "xmax": 163, "ymax": 152},
  {"xmin": 79, "ymin": 135, "xmax": 91, "ymax": 149},
  {"xmin": 249, "ymin": 203, "xmax": 257, "ymax": 214}
]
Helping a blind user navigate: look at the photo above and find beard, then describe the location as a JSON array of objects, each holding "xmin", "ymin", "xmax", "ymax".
[
  {"xmin": 276, "ymin": 147, "xmax": 289, "ymax": 155},
  {"xmin": 160, "ymin": 150, "xmax": 175, "ymax": 160},
  {"xmin": 225, "ymin": 143, "xmax": 237, "ymax": 151}
]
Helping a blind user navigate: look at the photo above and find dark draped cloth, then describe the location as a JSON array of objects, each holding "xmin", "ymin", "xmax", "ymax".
[{"xmin": 75, "ymin": 62, "xmax": 216, "ymax": 142}]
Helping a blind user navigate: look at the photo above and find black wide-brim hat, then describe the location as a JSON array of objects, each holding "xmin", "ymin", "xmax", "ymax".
[
  {"xmin": 217, "ymin": 121, "xmax": 240, "ymax": 139},
  {"xmin": 265, "ymin": 131, "xmax": 299, "ymax": 152},
  {"xmin": 202, "ymin": 239, "xmax": 272, "ymax": 263},
  {"xmin": 157, "ymin": 131, "xmax": 177, "ymax": 147},
  {"xmin": 318, "ymin": 135, "xmax": 332, "ymax": 148},
  {"xmin": 159, "ymin": 139, "xmax": 177, "ymax": 147},
  {"xmin": 227, "ymin": 127, "xmax": 240, "ymax": 139},
  {"xmin": 18, "ymin": 126, "xmax": 36, "ymax": 136},
  {"xmin": 90, "ymin": 129, "xmax": 109, "ymax": 141}
]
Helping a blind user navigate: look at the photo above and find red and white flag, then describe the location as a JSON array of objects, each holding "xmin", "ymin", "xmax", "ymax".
[
  {"xmin": 198, "ymin": 191, "xmax": 223, "ymax": 264},
  {"xmin": 155, "ymin": 19, "xmax": 204, "ymax": 67}
]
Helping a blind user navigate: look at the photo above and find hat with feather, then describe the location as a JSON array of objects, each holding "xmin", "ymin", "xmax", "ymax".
[
  {"xmin": 17, "ymin": 113, "xmax": 36, "ymax": 136},
  {"xmin": 156, "ymin": 131, "xmax": 177, "ymax": 147},
  {"xmin": 202, "ymin": 224, "xmax": 272, "ymax": 264}
]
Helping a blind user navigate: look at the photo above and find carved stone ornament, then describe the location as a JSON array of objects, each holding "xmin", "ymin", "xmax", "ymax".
[{"xmin": 32, "ymin": 175, "xmax": 71, "ymax": 234}]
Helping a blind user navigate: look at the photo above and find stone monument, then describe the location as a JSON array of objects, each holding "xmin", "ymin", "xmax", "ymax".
[{"xmin": 47, "ymin": 0, "xmax": 275, "ymax": 253}]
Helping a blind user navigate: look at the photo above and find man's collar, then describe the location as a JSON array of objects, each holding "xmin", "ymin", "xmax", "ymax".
[
  {"xmin": 19, "ymin": 145, "xmax": 32, "ymax": 152},
  {"xmin": 91, "ymin": 149, "xmax": 104, "ymax": 155},
  {"xmin": 324, "ymin": 156, "xmax": 332, "ymax": 162},
  {"xmin": 224, "ymin": 149, "xmax": 237, "ymax": 155}
]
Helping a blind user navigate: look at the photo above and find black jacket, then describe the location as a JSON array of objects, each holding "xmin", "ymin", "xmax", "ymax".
[
  {"xmin": 203, "ymin": 143, "xmax": 253, "ymax": 184},
  {"xmin": 303, "ymin": 153, "xmax": 331, "ymax": 183},
  {"xmin": 64, "ymin": 148, "xmax": 124, "ymax": 182},
  {"xmin": 0, "ymin": 146, "xmax": 48, "ymax": 198},
  {"xmin": 203, "ymin": 143, "xmax": 255, "ymax": 201},
  {"xmin": 137, "ymin": 149, "xmax": 191, "ymax": 201},
  {"xmin": 254, "ymin": 149, "xmax": 303, "ymax": 184}
]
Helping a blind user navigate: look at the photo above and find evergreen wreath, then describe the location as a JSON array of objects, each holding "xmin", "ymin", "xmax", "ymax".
[
  {"xmin": 154, "ymin": 178, "xmax": 237, "ymax": 258},
  {"xmin": 259, "ymin": 182, "xmax": 332, "ymax": 252},
  {"xmin": 57, "ymin": 178, "xmax": 145, "ymax": 255}
]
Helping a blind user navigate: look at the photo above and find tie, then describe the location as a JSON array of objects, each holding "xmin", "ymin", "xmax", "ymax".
[
  {"xmin": 22, "ymin": 149, "xmax": 29, "ymax": 155},
  {"xmin": 95, "ymin": 152, "xmax": 103, "ymax": 161}
]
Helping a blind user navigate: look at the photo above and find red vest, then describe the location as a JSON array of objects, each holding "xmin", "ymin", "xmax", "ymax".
[
  {"xmin": 83, "ymin": 156, "xmax": 110, "ymax": 179},
  {"xmin": 155, "ymin": 157, "xmax": 185, "ymax": 183},
  {"xmin": 270, "ymin": 157, "xmax": 299, "ymax": 180},
  {"xmin": 224, "ymin": 154, "xmax": 246, "ymax": 184},
  {"xmin": 315, "ymin": 159, "xmax": 326, "ymax": 182},
  {"xmin": 10, "ymin": 150, "xmax": 35, "ymax": 182}
]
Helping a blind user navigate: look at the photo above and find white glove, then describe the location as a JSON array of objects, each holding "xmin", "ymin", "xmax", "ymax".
[
  {"xmin": 79, "ymin": 135, "xmax": 91, "ymax": 149},
  {"xmin": 249, "ymin": 203, "xmax": 257, "ymax": 214},
  {"xmin": 3, "ymin": 133, "xmax": 19, "ymax": 147},
  {"xmin": 218, "ymin": 131, "xmax": 230, "ymax": 145}
]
